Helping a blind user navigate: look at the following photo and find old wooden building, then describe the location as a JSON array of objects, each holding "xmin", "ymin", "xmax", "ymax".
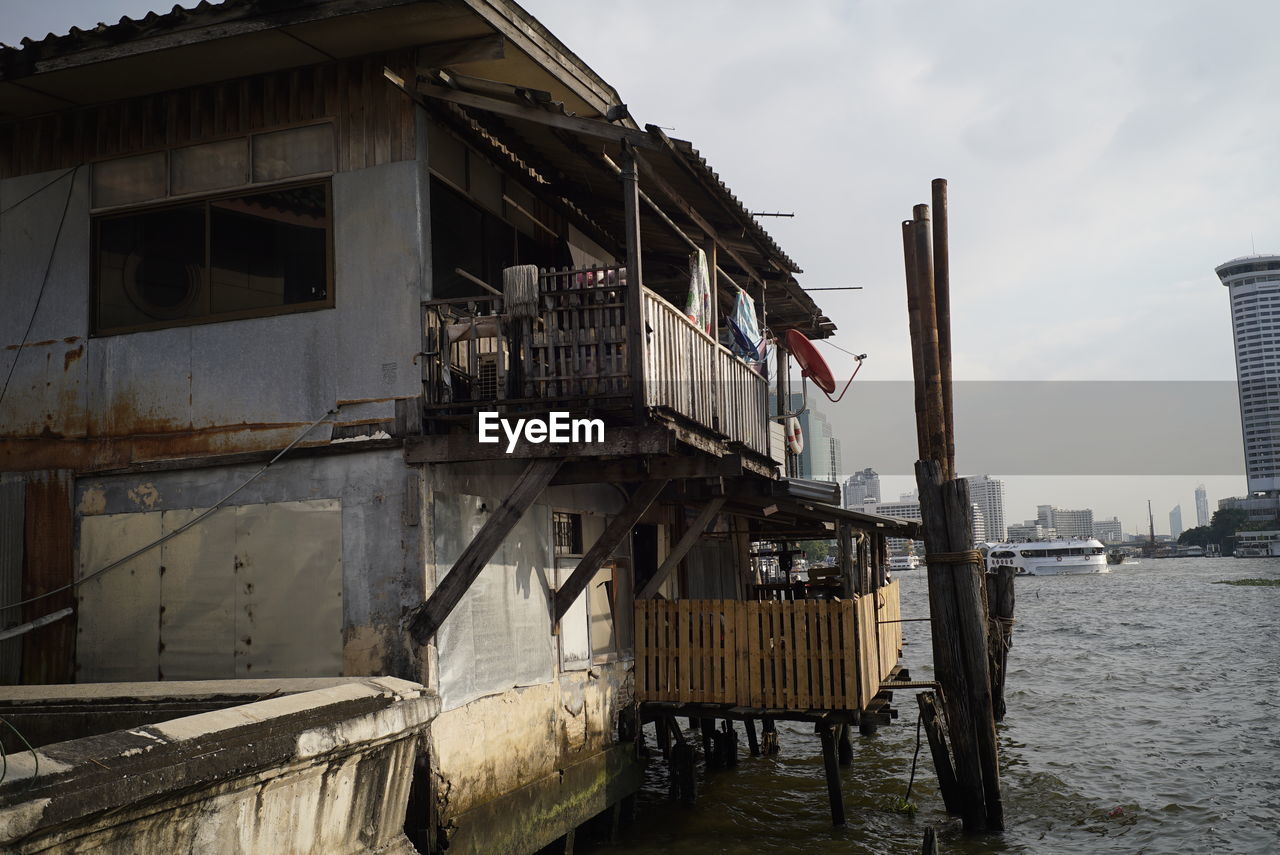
[{"xmin": 0, "ymin": 1, "xmax": 915, "ymax": 852}]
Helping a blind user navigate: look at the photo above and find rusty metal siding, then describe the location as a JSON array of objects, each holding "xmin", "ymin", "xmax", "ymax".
[
  {"xmin": 1, "ymin": 155, "xmax": 423, "ymax": 474},
  {"xmin": 0, "ymin": 477, "xmax": 23, "ymax": 683},
  {"xmin": 20, "ymin": 470, "xmax": 76, "ymax": 684}
]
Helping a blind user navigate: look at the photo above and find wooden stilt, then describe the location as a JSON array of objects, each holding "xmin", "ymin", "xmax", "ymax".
[
  {"xmin": 859, "ymin": 718, "xmax": 879, "ymax": 737},
  {"xmin": 922, "ymin": 825, "xmax": 939, "ymax": 855},
  {"xmin": 700, "ymin": 717, "xmax": 716, "ymax": 766},
  {"xmin": 655, "ymin": 716, "xmax": 671, "ymax": 759},
  {"xmin": 745, "ymin": 716, "xmax": 760, "ymax": 756},
  {"xmin": 837, "ymin": 723, "xmax": 853, "ymax": 765},
  {"xmin": 819, "ymin": 725, "xmax": 846, "ymax": 826},
  {"xmin": 986, "ymin": 565, "xmax": 1015, "ymax": 722},
  {"xmin": 761, "ymin": 716, "xmax": 779, "ymax": 755},
  {"xmin": 918, "ymin": 691, "xmax": 961, "ymax": 815}
]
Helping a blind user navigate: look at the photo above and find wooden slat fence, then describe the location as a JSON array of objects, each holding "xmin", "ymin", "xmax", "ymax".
[
  {"xmin": 716, "ymin": 347, "xmax": 770, "ymax": 457},
  {"xmin": 636, "ymin": 590, "xmax": 899, "ymax": 712},
  {"xmin": 642, "ymin": 289, "xmax": 716, "ymax": 430},
  {"xmin": 875, "ymin": 579, "xmax": 903, "ymax": 683}
]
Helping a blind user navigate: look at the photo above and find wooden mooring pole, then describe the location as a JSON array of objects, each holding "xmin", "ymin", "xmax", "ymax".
[
  {"xmin": 818, "ymin": 724, "xmax": 846, "ymax": 825},
  {"xmin": 903, "ymin": 179, "xmax": 1004, "ymax": 832},
  {"xmin": 986, "ymin": 566, "xmax": 1016, "ymax": 722}
]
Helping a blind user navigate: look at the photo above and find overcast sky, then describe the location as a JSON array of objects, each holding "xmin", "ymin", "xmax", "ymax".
[{"xmin": 6, "ymin": 0, "xmax": 1275, "ymax": 534}]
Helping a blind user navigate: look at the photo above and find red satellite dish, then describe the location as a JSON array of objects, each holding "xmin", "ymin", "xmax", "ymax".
[{"xmin": 785, "ymin": 329, "xmax": 836, "ymax": 395}]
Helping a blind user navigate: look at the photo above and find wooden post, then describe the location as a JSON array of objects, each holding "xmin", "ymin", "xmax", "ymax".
[
  {"xmin": 911, "ymin": 206, "xmax": 948, "ymax": 481},
  {"xmin": 931, "ymin": 179, "xmax": 955, "ymax": 473},
  {"xmin": 745, "ymin": 716, "xmax": 760, "ymax": 756},
  {"xmin": 838, "ymin": 522, "xmax": 857, "ymax": 596},
  {"xmin": 918, "ymin": 691, "xmax": 961, "ymax": 815},
  {"xmin": 620, "ymin": 142, "xmax": 647, "ymax": 420},
  {"xmin": 776, "ymin": 342, "xmax": 792, "ymax": 476},
  {"xmin": 986, "ymin": 565, "xmax": 1016, "ymax": 722},
  {"xmin": 761, "ymin": 716, "xmax": 779, "ymax": 755},
  {"xmin": 922, "ymin": 826, "xmax": 939, "ymax": 855},
  {"xmin": 916, "ymin": 461, "xmax": 1004, "ymax": 831},
  {"xmin": 902, "ymin": 220, "xmax": 929, "ymax": 461},
  {"xmin": 837, "ymin": 723, "xmax": 853, "ymax": 766},
  {"xmin": 819, "ymin": 724, "xmax": 846, "ymax": 825},
  {"xmin": 700, "ymin": 717, "xmax": 716, "ymax": 766}
]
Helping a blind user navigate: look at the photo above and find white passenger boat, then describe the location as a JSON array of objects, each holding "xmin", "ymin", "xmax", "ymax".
[
  {"xmin": 887, "ymin": 554, "xmax": 921, "ymax": 572},
  {"xmin": 980, "ymin": 538, "xmax": 1110, "ymax": 576}
]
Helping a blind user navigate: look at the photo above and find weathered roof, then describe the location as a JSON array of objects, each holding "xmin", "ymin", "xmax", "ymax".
[{"xmin": 1, "ymin": 0, "xmax": 829, "ymax": 332}]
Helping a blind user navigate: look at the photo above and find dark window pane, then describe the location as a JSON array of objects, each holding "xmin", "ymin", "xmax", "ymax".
[
  {"xmin": 209, "ymin": 185, "xmax": 328, "ymax": 314},
  {"xmin": 96, "ymin": 205, "xmax": 206, "ymax": 330}
]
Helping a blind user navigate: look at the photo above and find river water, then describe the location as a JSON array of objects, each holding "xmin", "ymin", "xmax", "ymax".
[{"xmin": 605, "ymin": 558, "xmax": 1280, "ymax": 854}]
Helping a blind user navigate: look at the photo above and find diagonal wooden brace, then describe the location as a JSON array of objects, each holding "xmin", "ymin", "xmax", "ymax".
[
  {"xmin": 406, "ymin": 458, "xmax": 563, "ymax": 645},
  {"xmin": 554, "ymin": 478, "xmax": 669, "ymax": 623}
]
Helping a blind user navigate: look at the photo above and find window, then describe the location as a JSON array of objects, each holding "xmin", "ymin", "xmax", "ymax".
[
  {"xmin": 90, "ymin": 124, "xmax": 336, "ymax": 335},
  {"xmin": 94, "ymin": 183, "xmax": 331, "ymax": 334},
  {"xmin": 554, "ymin": 512, "xmax": 583, "ymax": 556}
]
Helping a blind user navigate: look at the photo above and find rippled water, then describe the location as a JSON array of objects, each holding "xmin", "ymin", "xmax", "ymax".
[{"xmin": 605, "ymin": 559, "xmax": 1280, "ymax": 854}]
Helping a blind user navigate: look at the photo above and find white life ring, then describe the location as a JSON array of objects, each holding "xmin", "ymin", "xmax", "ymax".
[{"xmin": 786, "ymin": 416, "xmax": 804, "ymax": 455}]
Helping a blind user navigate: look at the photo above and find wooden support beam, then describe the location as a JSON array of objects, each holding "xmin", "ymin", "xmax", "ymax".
[
  {"xmin": 819, "ymin": 724, "xmax": 846, "ymax": 825},
  {"xmin": 918, "ymin": 691, "xmax": 961, "ymax": 815},
  {"xmin": 637, "ymin": 496, "xmax": 727, "ymax": 599},
  {"xmin": 645, "ymin": 124, "xmax": 790, "ymax": 277},
  {"xmin": 633, "ymin": 152, "xmax": 766, "ymax": 287},
  {"xmin": 406, "ymin": 458, "xmax": 563, "ymax": 644},
  {"xmin": 986, "ymin": 565, "xmax": 1016, "ymax": 722},
  {"xmin": 551, "ymin": 454, "xmax": 741, "ymax": 486},
  {"xmin": 416, "ymin": 82, "xmax": 661, "ymax": 151},
  {"xmin": 620, "ymin": 143, "xmax": 648, "ymax": 419},
  {"xmin": 554, "ymin": 479, "xmax": 669, "ymax": 622},
  {"xmin": 404, "ymin": 426, "xmax": 672, "ymax": 464}
]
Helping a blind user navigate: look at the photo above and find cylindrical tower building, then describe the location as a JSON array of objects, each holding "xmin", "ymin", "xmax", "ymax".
[{"xmin": 1216, "ymin": 254, "xmax": 1280, "ymax": 494}]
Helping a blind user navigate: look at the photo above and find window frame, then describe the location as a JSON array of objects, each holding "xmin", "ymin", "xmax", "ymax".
[{"xmin": 91, "ymin": 178, "xmax": 335, "ymax": 336}]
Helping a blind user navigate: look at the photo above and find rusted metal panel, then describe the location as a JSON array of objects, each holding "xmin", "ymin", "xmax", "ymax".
[
  {"xmin": 77, "ymin": 511, "xmax": 162, "ymax": 682},
  {"xmin": 21, "ymin": 470, "xmax": 76, "ymax": 684},
  {"xmin": 0, "ymin": 477, "xmax": 23, "ymax": 684}
]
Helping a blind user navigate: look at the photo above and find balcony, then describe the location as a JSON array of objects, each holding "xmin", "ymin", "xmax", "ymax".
[
  {"xmin": 634, "ymin": 580, "xmax": 902, "ymax": 716},
  {"xmin": 421, "ymin": 265, "xmax": 772, "ymax": 461}
]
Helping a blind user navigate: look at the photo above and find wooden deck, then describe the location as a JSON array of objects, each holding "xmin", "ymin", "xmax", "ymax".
[
  {"xmin": 422, "ymin": 265, "xmax": 771, "ymax": 458},
  {"xmin": 635, "ymin": 581, "xmax": 902, "ymax": 714}
]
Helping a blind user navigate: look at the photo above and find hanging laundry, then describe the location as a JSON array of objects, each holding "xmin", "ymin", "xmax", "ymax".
[
  {"xmin": 685, "ymin": 249, "xmax": 712, "ymax": 335},
  {"xmin": 727, "ymin": 287, "xmax": 766, "ymax": 364}
]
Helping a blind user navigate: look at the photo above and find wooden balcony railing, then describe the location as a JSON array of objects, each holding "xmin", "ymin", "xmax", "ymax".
[
  {"xmin": 634, "ymin": 581, "xmax": 902, "ymax": 712},
  {"xmin": 422, "ymin": 265, "xmax": 773, "ymax": 457}
]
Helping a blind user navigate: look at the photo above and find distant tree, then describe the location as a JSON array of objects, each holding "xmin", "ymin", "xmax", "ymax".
[
  {"xmin": 1178, "ymin": 526, "xmax": 1212, "ymax": 547},
  {"xmin": 799, "ymin": 539, "xmax": 836, "ymax": 564},
  {"xmin": 1209, "ymin": 507, "xmax": 1249, "ymax": 556}
]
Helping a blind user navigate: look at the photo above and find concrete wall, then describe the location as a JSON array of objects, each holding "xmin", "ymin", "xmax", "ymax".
[
  {"xmin": 0, "ymin": 677, "xmax": 436, "ymax": 855},
  {"xmin": 0, "ymin": 158, "xmax": 426, "ymax": 473},
  {"xmin": 424, "ymin": 462, "xmax": 642, "ymax": 853},
  {"xmin": 428, "ymin": 663, "xmax": 638, "ymax": 855}
]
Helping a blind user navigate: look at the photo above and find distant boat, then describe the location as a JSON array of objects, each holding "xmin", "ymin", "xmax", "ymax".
[
  {"xmin": 887, "ymin": 554, "xmax": 921, "ymax": 572},
  {"xmin": 1234, "ymin": 531, "xmax": 1280, "ymax": 557},
  {"xmin": 1106, "ymin": 549, "xmax": 1126, "ymax": 565},
  {"xmin": 980, "ymin": 538, "xmax": 1110, "ymax": 576}
]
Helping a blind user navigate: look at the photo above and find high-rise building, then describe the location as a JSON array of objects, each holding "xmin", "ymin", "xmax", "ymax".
[
  {"xmin": 1194, "ymin": 484, "xmax": 1209, "ymax": 527},
  {"xmin": 1169, "ymin": 505, "xmax": 1183, "ymax": 539},
  {"xmin": 842, "ymin": 468, "xmax": 881, "ymax": 508},
  {"xmin": 1092, "ymin": 517, "xmax": 1123, "ymax": 543},
  {"xmin": 1035, "ymin": 506, "xmax": 1093, "ymax": 538},
  {"xmin": 1216, "ymin": 255, "xmax": 1280, "ymax": 495},
  {"xmin": 1007, "ymin": 521, "xmax": 1052, "ymax": 542},
  {"xmin": 963, "ymin": 475, "xmax": 1006, "ymax": 541},
  {"xmin": 864, "ymin": 498, "xmax": 922, "ymax": 555},
  {"xmin": 777, "ymin": 393, "xmax": 840, "ymax": 482}
]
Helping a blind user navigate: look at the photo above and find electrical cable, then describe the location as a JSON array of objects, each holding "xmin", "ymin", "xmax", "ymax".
[
  {"xmin": 0, "ymin": 167, "xmax": 74, "ymax": 218},
  {"xmin": 0, "ymin": 718, "xmax": 37, "ymax": 783},
  {"xmin": 0, "ymin": 166, "xmax": 79, "ymax": 411},
  {"xmin": 0, "ymin": 406, "xmax": 339, "ymax": 613}
]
